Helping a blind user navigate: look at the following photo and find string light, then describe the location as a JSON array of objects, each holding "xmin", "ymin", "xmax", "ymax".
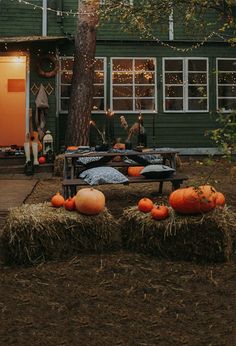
[{"xmin": 10, "ymin": 0, "xmax": 235, "ymax": 52}]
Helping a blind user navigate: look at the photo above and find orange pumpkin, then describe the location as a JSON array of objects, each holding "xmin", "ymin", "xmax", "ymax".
[
  {"xmin": 51, "ymin": 192, "xmax": 65, "ymax": 208},
  {"xmin": 64, "ymin": 197, "xmax": 76, "ymax": 211},
  {"xmin": 74, "ymin": 188, "xmax": 105, "ymax": 215},
  {"xmin": 113, "ymin": 143, "xmax": 125, "ymax": 150},
  {"xmin": 151, "ymin": 205, "xmax": 169, "ymax": 220},
  {"xmin": 67, "ymin": 146, "xmax": 79, "ymax": 151},
  {"xmin": 128, "ymin": 166, "xmax": 144, "ymax": 177},
  {"xmin": 38, "ymin": 156, "xmax": 46, "ymax": 164},
  {"xmin": 169, "ymin": 185, "xmax": 217, "ymax": 214},
  {"xmin": 215, "ymin": 192, "xmax": 225, "ymax": 207},
  {"xmin": 138, "ymin": 198, "xmax": 154, "ymax": 213}
]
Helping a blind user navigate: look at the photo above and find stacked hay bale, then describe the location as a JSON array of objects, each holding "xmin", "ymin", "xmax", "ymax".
[
  {"xmin": 121, "ymin": 206, "xmax": 236, "ymax": 263},
  {"xmin": 2, "ymin": 203, "xmax": 118, "ymax": 265}
]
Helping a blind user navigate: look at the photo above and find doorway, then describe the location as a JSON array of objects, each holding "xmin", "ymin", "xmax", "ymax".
[{"xmin": 0, "ymin": 56, "xmax": 27, "ymax": 147}]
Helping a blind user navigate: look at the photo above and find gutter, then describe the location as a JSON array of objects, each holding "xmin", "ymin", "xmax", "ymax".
[{"xmin": 42, "ymin": 0, "xmax": 47, "ymax": 36}]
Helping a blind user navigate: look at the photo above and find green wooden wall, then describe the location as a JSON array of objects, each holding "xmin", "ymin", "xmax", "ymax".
[
  {"xmin": 0, "ymin": 0, "xmax": 229, "ymax": 42},
  {"xmin": 1, "ymin": 0, "xmax": 236, "ymax": 151},
  {"xmin": 29, "ymin": 46, "xmax": 58, "ymax": 145},
  {"xmin": 0, "ymin": 0, "xmax": 42, "ymax": 36},
  {"xmin": 58, "ymin": 41, "xmax": 236, "ymax": 150}
]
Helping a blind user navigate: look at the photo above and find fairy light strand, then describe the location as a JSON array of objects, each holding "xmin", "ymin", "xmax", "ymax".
[{"xmin": 9, "ymin": 0, "xmax": 235, "ymax": 52}]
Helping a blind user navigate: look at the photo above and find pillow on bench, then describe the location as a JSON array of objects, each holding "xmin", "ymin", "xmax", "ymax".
[
  {"xmin": 126, "ymin": 154, "xmax": 163, "ymax": 165},
  {"xmin": 77, "ymin": 156, "xmax": 102, "ymax": 166},
  {"xmin": 140, "ymin": 165, "xmax": 175, "ymax": 179},
  {"xmin": 79, "ymin": 166, "xmax": 129, "ymax": 185}
]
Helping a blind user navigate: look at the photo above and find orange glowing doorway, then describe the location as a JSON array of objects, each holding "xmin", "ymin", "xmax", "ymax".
[{"xmin": 0, "ymin": 56, "xmax": 27, "ymax": 147}]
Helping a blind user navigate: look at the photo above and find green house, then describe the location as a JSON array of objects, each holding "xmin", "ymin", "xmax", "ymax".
[{"xmin": 0, "ymin": 0, "xmax": 235, "ymax": 154}]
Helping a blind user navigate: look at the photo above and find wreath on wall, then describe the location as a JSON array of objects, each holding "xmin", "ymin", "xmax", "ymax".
[{"xmin": 37, "ymin": 55, "xmax": 59, "ymax": 78}]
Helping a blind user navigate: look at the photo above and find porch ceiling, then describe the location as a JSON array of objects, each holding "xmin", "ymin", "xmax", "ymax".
[{"xmin": 0, "ymin": 36, "xmax": 68, "ymax": 43}]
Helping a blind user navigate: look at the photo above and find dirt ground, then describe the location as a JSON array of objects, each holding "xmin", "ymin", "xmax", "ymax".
[{"xmin": 0, "ymin": 158, "xmax": 236, "ymax": 345}]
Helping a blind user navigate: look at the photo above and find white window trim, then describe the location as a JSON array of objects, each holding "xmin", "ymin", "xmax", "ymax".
[
  {"xmin": 216, "ymin": 57, "xmax": 236, "ymax": 113},
  {"xmin": 168, "ymin": 7, "xmax": 174, "ymax": 41},
  {"xmin": 163, "ymin": 57, "xmax": 209, "ymax": 113},
  {"xmin": 93, "ymin": 57, "xmax": 107, "ymax": 113},
  {"xmin": 110, "ymin": 57, "xmax": 157, "ymax": 113},
  {"xmin": 58, "ymin": 56, "xmax": 107, "ymax": 114},
  {"xmin": 42, "ymin": 0, "xmax": 47, "ymax": 36}
]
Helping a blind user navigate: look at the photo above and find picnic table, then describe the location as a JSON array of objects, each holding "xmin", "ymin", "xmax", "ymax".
[{"xmin": 62, "ymin": 148, "xmax": 188, "ymax": 198}]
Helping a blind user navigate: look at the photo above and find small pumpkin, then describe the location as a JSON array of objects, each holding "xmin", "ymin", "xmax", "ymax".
[
  {"xmin": 51, "ymin": 192, "xmax": 65, "ymax": 208},
  {"xmin": 67, "ymin": 146, "xmax": 79, "ymax": 151},
  {"xmin": 138, "ymin": 198, "xmax": 154, "ymax": 213},
  {"xmin": 128, "ymin": 166, "xmax": 144, "ymax": 177},
  {"xmin": 38, "ymin": 156, "xmax": 46, "ymax": 164},
  {"xmin": 113, "ymin": 142, "xmax": 125, "ymax": 150},
  {"xmin": 151, "ymin": 205, "xmax": 169, "ymax": 220},
  {"xmin": 169, "ymin": 185, "xmax": 217, "ymax": 214},
  {"xmin": 74, "ymin": 188, "xmax": 105, "ymax": 215},
  {"xmin": 64, "ymin": 197, "xmax": 76, "ymax": 211},
  {"xmin": 215, "ymin": 192, "xmax": 225, "ymax": 207}
]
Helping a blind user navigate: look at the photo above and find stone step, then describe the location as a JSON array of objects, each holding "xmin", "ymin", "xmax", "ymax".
[
  {"xmin": 0, "ymin": 172, "xmax": 53, "ymax": 180},
  {"xmin": 0, "ymin": 156, "xmax": 25, "ymax": 166},
  {"xmin": 0, "ymin": 163, "xmax": 53, "ymax": 174}
]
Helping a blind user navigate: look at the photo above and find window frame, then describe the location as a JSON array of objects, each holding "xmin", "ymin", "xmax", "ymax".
[
  {"xmin": 110, "ymin": 57, "xmax": 157, "ymax": 113},
  {"xmin": 163, "ymin": 57, "xmax": 209, "ymax": 113},
  {"xmin": 216, "ymin": 57, "xmax": 236, "ymax": 113},
  {"xmin": 58, "ymin": 56, "xmax": 107, "ymax": 114}
]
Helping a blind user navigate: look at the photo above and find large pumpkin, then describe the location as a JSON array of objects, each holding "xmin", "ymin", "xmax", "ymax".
[
  {"xmin": 74, "ymin": 188, "xmax": 105, "ymax": 215},
  {"xmin": 128, "ymin": 166, "xmax": 144, "ymax": 177},
  {"xmin": 215, "ymin": 192, "xmax": 225, "ymax": 207},
  {"xmin": 169, "ymin": 185, "xmax": 217, "ymax": 214}
]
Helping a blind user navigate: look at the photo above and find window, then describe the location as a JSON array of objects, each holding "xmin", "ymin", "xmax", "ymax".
[
  {"xmin": 111, "ymin": 58, "xmax": 157, "ymax": 112},
  {"xmin": 217, "ymin": 58, "xmax": 236, "ymax": 112},
  {"xmin": 163, "ymin": 58, "xmax": 208, "ymax": 112},
  {"xmin": 59, "ymin": 57, "xmax": 106, "ymax": 113}
]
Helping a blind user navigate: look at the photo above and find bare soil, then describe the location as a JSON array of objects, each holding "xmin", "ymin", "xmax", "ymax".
[{"xmin": 0, "ymin": 158, "xmax": 236, "ymax": 346}]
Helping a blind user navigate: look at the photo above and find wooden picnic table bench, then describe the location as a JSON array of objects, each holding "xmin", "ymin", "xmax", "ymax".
[
  {"xmin": 62, "ymin": 148, "xmax": 188, "ymax": 198},
  {"xmin": 62, "ymin": 173, "xmax": 188, "ymax": 198}
]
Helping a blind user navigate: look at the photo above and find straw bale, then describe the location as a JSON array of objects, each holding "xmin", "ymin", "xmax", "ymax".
[
  {"xmin": 2, "ymin": 203, "xmax": 118, "ymax": 265},
  {"xmin": 53, "ymin": 154, "xmax": 65, "ymax": 176},
  {"xmin": 121, "ymin": 206, "xmax": 236, "ymax": 263}
]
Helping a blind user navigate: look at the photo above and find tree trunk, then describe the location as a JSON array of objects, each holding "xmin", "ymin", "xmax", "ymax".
[{"xmin": 65, "ymin": 0, "xmax": 99, "ymax": 146}]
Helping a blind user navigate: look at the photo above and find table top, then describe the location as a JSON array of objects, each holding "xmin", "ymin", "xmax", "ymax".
[{"xmin": 64, "ymin": 148, "xmax": 179, "ymax": 158}]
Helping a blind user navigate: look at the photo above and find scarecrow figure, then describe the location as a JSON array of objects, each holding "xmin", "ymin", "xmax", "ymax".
[
  {"xmin": 23, "ymin": 84, "xmax": 48, "ymax": 175},
  {"xmin": 35, "ymin": 83, "xmax": 49, "ymax": 141}
]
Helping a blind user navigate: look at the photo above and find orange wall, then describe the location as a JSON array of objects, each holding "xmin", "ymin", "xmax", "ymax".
[{"xmin": 0, "ymin": 57, "xmax": 26, "ymax": 147}]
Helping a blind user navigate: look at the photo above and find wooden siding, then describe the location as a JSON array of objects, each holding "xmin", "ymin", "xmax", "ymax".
[
  {"xmin": 57, "ymin": 42, "xmax": 236, "ymax": 150},
  {"xmin": 1, "ymin": 1, "xmax": 236, "ymax": 151},
  {"xmin": 29, "ymin": 48, "xmax": 58, "ymax": 145},
  {"xmin": 0, "ymin": 0, "xmax": 42, "ymax": 36},
  {"xmin": 0, "ymin": 0, "xmax": 229, "ymax": 42}
]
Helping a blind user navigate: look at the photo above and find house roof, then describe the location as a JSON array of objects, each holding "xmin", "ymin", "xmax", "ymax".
[{"xmin": 0, "ymin": 36, "xmax": 68, "ymax": 43}]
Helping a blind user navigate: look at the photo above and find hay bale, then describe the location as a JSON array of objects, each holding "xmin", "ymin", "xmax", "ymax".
[
  {"xmin": 2, "ymin": 203, "xmax": 118, "ymax": 265},
  {"xmin": 121, "ymin": 206, "xmax": 236, "ymax": 263},
  {"xmin": 53, "ymin": 154, "xmax": 65, "ymax": 176}
]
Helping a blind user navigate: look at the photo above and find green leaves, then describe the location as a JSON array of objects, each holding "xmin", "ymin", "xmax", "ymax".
[{"xmin": 207, "ymin": 112, "xmax": 236, "ymax": 160}]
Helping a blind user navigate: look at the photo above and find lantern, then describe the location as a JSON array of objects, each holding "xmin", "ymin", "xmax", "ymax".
[{"xmin": 42, "ymin": 130, "xmax": 53, "ymax": 155}]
